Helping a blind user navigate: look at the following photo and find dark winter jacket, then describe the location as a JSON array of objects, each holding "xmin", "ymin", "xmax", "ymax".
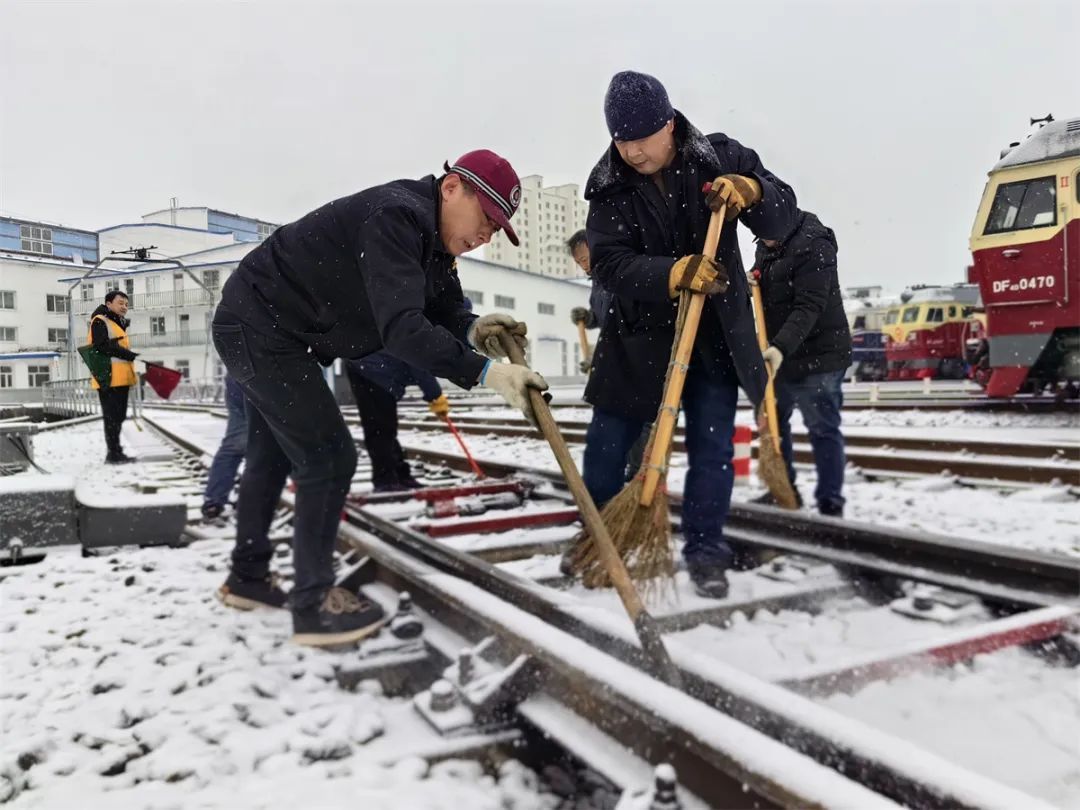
[
  {"xmin": 754, "ymin": 211, "xmax": 852, "ymax": 381},
  {"xmin": 89, "ymin": 305, "xmax": 138, "ymax": 361},
  {"xmin": 583, "ymin": 112, "xmax": 797, "ymax": 420},
  {"xmin": 583, "ymin": 280, "xmax": 614, "ymax": 330},
  {"xmin": 220, "ymin": 177, "xmax": 486, "ymax": 390},
  {"xmin": 345, "ymin": 351, "xmax": 442, "ymax": 402}
]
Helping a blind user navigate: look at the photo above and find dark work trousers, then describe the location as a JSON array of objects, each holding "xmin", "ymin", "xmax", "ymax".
[
  {"xmin": 345, "ymin": 368, "xmax": 412, "ymax": 489},
  {"xmin": 97, "ymin": 386, "xmax": 130, "ymax": 457},
  {"xmin": 212, "ymin": 306, "xmax": 358, "ymax": 611}
]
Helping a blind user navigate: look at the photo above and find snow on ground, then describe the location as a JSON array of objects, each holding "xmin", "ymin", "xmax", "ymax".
[
  {"xmin": 819, "ymin": 647, "xmax": 1080, "ymax": 808},
  {"xmin": 0, "ymin": 541, "xmax": 560, "ymax": 809}
]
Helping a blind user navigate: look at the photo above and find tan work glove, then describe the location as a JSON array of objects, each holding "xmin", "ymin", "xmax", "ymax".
[
  {"xmin": 467, "ymin": 313, "xmax": 528, "ymax": 360},
  {"xmin": 668, "ymin": 255, "xmax": 729, "ymax": 298},
  {"xmin": 427, "ymin": 394, "xmax": 450, "ymax": 417},
  {"xmin": 762, "ymin": 345, "xmax": 783, "ymax": 379},
  {"xmin": 704, "ymin": 174, "xmax": 763, "ymax": 220},
  {"xmin": 482, "ymin": 362, "xmax": 549, "ymax": 428}
]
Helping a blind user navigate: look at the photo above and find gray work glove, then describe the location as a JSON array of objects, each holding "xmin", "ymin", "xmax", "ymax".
[{"xmin": 570, "ymin": 307, "xmax": 590, "ymax": 325}]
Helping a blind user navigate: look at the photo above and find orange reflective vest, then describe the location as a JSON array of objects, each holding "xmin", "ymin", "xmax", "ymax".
[{"xmin": 86, "ymin": 314, "xmax": 136, "ymax": 389}]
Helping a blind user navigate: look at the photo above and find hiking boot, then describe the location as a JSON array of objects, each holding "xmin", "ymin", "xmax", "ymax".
[
  {"xmin": 217, "ymin": 572, "xmax": 288, "ymax": 611},
  {"xmin": 751, "ymin": 487, "xmax": 803, "ymax": 509},
  {"xmin": 689, "ymin": 566, "xmax": 730, "ymax": 600},
  {"xmin": 291, "ymin": 587, "xmax": 386, "ymax": 647},
  {"xmin": 202, "ymin": 503, "xmax": 226, "ymax": 521},
  {"xmin": 105, "ymin": 452, "xmax": 136, "ymax": 465}
]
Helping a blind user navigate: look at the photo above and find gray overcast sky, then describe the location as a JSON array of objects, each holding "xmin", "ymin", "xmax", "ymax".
[{"xmin": 1, "ymin": 0, "xmax": 1075, "ymax": 289}]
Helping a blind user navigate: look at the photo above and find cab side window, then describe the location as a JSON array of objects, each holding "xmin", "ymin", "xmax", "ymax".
[{"xmin": 984, "ymin": 176, "xmax": 1057, "ymax": 234}]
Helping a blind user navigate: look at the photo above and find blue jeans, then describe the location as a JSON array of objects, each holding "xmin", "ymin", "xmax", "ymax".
[
  {"xmin": 203, "ymin": 376, "xmax": 248, "ymax": 510},
  {"xmin": 775, "ymin": 369, "xmax": 846, "ymax": 514},
  {"xmin": 583, "ymin": 372, "xmax": 739, "ymax": 573}
]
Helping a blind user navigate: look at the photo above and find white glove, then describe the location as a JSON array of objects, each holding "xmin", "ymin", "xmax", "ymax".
[
  {"xmin": 482, "ymin": 361, "xmax": 549, "ymax": 427},
  {"xmin": 763, "ymin": 345, "xmax": 783, "ymax": 378},
  {"xmin": 467, "ymin": 313, "xmax": 528, "ymax": 360}
]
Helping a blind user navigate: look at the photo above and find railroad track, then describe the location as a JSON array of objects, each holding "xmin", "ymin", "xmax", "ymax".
[
  {"xmin": 138, "ymin": 409, "xmax": 1078, "ymax": 809},
  {"xmin": 356, "ymin": 411, "xmax": 1080, "ymax": 489}
]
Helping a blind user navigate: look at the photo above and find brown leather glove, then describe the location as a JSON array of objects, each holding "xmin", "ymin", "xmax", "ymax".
[
  {"xmin": 704, "ymin": 175, "xmax": 763, "ymax": 220},
  {"xmin": 668, "ymin": 255, "xmax": 729, "ymax": 297}
]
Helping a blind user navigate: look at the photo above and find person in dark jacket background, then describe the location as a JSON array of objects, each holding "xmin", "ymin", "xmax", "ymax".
[
  {"xmin": 581, "ymin": 71, "xmax": 798, "ymax": 598},
  {"xmin": 753, "ymin": 209, "xmax": 851, "ymax": 516},
  {"xmin": 346, "ymin": 351, "xmax": 450, "ymax": 492},
  {"xmin": 87, "ymin": 290, "xmax": 138, "ymax": 464},
  {"xmin": 568, "ymin": 229, "xmax": 613, "ymax": 376},
  {"xmin": 212, "ymin": 149, "xmax": 547, "ymax": 647}
]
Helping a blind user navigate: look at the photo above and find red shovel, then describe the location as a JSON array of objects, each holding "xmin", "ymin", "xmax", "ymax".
[
  {"xmin": 142, "ymin": 362, "xmax": 184, "ymax": 400},
  {"xmin": 443, "ymin": 416, "xmax": 486, "ymax": 479}
]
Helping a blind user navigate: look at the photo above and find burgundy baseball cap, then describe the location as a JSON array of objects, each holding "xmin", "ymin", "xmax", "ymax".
[{"xmin": 443, "ymin": 149, "xmax": 522, "ymax": 246}]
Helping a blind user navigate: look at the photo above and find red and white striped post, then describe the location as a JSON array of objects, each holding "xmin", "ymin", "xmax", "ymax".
[{"xmin": 732, "ymin": 424, "xmax": 752, "ymax": 486}]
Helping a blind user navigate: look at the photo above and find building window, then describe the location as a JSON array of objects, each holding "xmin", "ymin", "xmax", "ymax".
[
  {"xmin": 19, "ymin": 225, "xmax": 53, "ymax": 255},
  {"xmin": 48, "ymin": 328, "xmax": 68, "ymax": 346},
  {"xmin": 105, "ymin": 280, "xmax": 120, "ymax": 293},
  {"xmin": 0, "ymin": 291, "xmax": 15, "ymax": 310},
  {"xmin": 81, "ymin": 283, "xmax": 94, "ymax": 302},
  {"xmin": 537, "ymin": 302, "xmax": 555, "ymax": 315},
  {"xmin": 27, "ymin": 365, "xmax": 51, "ymax": 387},
  {"xmin": 46, "ymin": 294, "xmax": 69, "ymax": 313},
  {"xmin": 494, "ymin": 295, "xmax": 515, "ymax": 309},
  {"xmin": 124, "ymin": 279, "xmax": 135, "ymax": 297},
  {"xmin": 146, "ymin": 276, "xmax": 160, "ymax": 294},
  {"xmin": 150, "ymin": 317, "xmax": 166, "ymax": 336},
  {"xmin": 462, "ymin": 289, "xmax": 484, "ymax": 305},
  {"xmin": 0, "ymin": 327, "xmax": 15, "ymax": 342},
  {"xmin": 175, "ymin": 359, "xmax": 190, "ymax": 380},
  {"xmin": 203, "ymin": 269, "xmax": 220, "ymax": 289},
  {"xmin": 0, "ymin": 366, "xmax": 11, "ymax": 388},
  {"xmin": 257, "ymin": 223, "xmax": 275, "ymax": 239}
]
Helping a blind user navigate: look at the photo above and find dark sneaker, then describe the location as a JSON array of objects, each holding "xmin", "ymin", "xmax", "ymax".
[
  {"xmin": 291, "ymin": 587, "xmax": 386, "ymax": 647},
  {"xmin": 105, "ymin": 453, "xmax": 136, "ymax": 465},
  {"xmin": 819, "ymin": 501, "xmax": 844, "ymax": 518},
  {"xmin": 689, "ymin": 567, "xmax": 730, "ymax": 600},
  {"xmin": 751, "ymin": 487, "xmax": 804, "ymax": 509},
  {"xmin": 202, "ymin": 503, "xmax": 225, "ymax": 521},
  {"xmin": 217, "ymin": 572, "xmax": 288, "ymax": 610}
]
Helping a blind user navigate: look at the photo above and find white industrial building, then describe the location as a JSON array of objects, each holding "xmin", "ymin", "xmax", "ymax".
[
  {"xmin": 1, "ymin": 201, "xmax": 593, "ymax": 402},
  {"xmin": 484, "ymin": 175, "xmax": 588, "ymax": 279}
]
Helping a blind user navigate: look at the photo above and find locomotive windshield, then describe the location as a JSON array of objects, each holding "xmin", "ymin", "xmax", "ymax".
[{"xmin": 983, "ymin": 176, "xmax": 1057, "ymax": 234}]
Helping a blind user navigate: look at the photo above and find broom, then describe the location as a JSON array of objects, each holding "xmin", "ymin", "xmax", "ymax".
[
  {"xmin": 571, "ymin": 206, "xmax": 727, "ymax": 589},
  {"xmin": 748, "ymin": 272, "xmax": 800, "ymax": 509},
  {"xmin": 496, "ymin": 332, "xmax": 683, "ymax": 687}
]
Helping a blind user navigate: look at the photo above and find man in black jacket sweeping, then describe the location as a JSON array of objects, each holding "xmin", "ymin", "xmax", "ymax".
[
  {"xmin": 212, "ymin": 149, "xmax": 546, "ymax": 646},
  {"xmin": 581, "ymin": 71, "xmax": 798, "ymax": 598},
  {"xmin": 753, "ymin": 209, "xmax": 852, "ymax": 516}
]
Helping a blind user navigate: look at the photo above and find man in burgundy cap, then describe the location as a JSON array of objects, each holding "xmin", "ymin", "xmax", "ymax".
[{"xmin": 212, "ymin": 150, "xmax": 546, "ymax": 646}]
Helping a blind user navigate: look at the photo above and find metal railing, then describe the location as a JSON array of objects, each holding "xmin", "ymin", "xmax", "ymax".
[
  {"xmin": 72, "ymin": 286, "xmax": 218, "ymax": 316},
  {"xmin": 127, "ymin": 330, "xmax": 211, "ymax": 350},
  {"xmin": 42, "ymin": 377, "xmax": 227, "ymax": 418}
]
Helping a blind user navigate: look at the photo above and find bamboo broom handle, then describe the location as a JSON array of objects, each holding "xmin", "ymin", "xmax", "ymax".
[
  {"xmin": 640, "ymin": 207, "xmax": 726, "ymax": 508},
  {"xmin": 750, "ymin": 281, "xmax": 782, "ymax": 453},
  {"xmin": 577, "ymin": 321, "xmax": 592, "ymax": 362}
]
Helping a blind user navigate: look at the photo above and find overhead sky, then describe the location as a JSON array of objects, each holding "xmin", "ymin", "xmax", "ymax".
[{"xmin": 1, "ymin": 0, "xmax": 1074, "ymax": 289}]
